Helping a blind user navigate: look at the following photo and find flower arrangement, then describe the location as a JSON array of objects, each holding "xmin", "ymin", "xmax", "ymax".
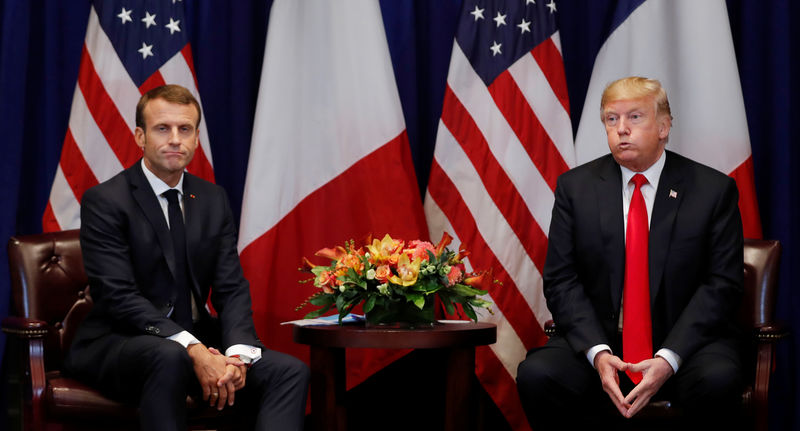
[{"xmin": 299, "ymin": 232, "xmax": 495, "ymax": 326}]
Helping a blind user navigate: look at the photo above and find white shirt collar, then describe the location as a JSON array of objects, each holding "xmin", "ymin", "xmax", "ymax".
[
  {"xmin": 141, "ymin": 159, "xmax": 184, "ymax": 197},
  {"xmin": 619, "ymin": 149, "xmax": 666, "ymax": 191}
]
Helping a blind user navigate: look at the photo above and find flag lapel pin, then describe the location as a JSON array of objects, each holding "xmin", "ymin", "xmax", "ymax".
[{"xmin": 669, "ymin": 189, "xmax": 678, "ymax": 199}]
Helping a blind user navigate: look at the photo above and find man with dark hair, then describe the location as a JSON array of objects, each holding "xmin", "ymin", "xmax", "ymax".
[
  {"xmin": 66, "ymin": 84, "xmax": 309, "ymax": 431},
  {"xmin": 516, "ymin": 77, "xmax": 744, "ymax": 428}
]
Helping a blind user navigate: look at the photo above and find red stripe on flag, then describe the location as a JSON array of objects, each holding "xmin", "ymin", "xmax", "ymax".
[
  {"xmin": 77, "ymin": 44, "xmax": 139, "ymax": 169},
  {"xmin": 476, "ymin": 346, "xmax": 533, "ymax": 431},
  {"xmin": 181, "ymin": 45, "xmax": 201, "ymax": 91},
  {"xmin": 729, "ymin": 156, "xmax": 762, "ymax": 239},
  {"xmin": 441, "ymin": 86, "xmax": 549, "ymax": 272},
  {"xmin": 488, "ymin": 71, "xmax": 568, "ymax": 192},
  {"xmin": 531, "ymin": 37, "xmax": 570, "ymax": 114},
  {"xmin": 139, "ymin": 70, "xmax": 167, "ymax": 94},
  {"xmin": 427, "ymin": 159, "xmax": 547, "ymax": 350},
  {"xmin": 240, "ymin": 131, "xmax": 426, "ymax": 389},
  {"xmin": 187, "ymin": 145, "xmax": 216, "ymax": 183},
  {"xmin": 42, "ymin": 202, "xmax": 61, "ymax": 233},
  {"xmin": 60, "ymin": 129, "xmax": 99, "ymax": 203}
]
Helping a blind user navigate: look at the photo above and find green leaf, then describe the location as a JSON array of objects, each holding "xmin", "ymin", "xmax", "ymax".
[
  {"xmin": 309, "ymin": 294, "xmax": 334, "ymax": 306},
  {"xmin": 451, "ymin": 283, "xmax": 487, "ymax": 297},
  {"xmin": 363, "ymin": 294, "xmax": 377, "ymax": 313},
  {"xmin": 462, "ymin": 304, "xmax": 478, "ymax": 322},
  {"xmin": 443, "ymin": 300, "xmax": 455, "ymax": 315},
  {"xmin": 304, "ymin": 303, "xmax": 332, "ymax": 319}
]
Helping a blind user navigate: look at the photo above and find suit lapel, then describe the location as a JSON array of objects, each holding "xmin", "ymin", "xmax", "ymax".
[
  {"xmin": 648, "ymin": 151, "xmax": 685, "ymax": 306},
  {"xmin": 127, "ymin": 161, "xmax": 179, "ymax": 281},
  {"xmin": 595, "ymin": 156, "xmax": 626, "ymax": 313}
]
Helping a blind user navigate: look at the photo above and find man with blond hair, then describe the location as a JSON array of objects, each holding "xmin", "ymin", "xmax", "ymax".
[{"xmin": 517, "ymin": 77, "xmax": 744, "ymax": 428}]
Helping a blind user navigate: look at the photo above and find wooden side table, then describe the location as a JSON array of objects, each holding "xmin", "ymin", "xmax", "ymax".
[{"xmin": 293, "ymin": 322, "xmax": 497, "ymax": 431}]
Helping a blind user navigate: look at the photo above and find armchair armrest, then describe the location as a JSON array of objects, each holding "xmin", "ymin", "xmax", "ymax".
[
  {"xmin": 544, "ymin": 320, "xmax": 556, "ymax": 337},
  {"xmin": 2, "ymin": 316, "xmax": 50, "ymax": 338},
  {"xmin": 754, "ymin": 323, "xmax": 789, "ymax": 342}
]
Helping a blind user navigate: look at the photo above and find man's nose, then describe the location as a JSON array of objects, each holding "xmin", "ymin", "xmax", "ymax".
[
  {"xmin": 168, "ymin": 127, "xmax": 181, "ymax": 143},
  {"xmin": 617, "ymin": 118, "xmax": 630, "ymax": 135}
]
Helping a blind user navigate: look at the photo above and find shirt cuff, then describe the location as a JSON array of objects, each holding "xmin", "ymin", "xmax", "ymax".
[
  {"xmin": 655, "ymin": 348, "xmax": 681, "ymax": 373},
  {"xmin": 225, "ymin": 344, "xmax": 262, "ymax": 365},
  {"xmin": 167, "ymin": 330, "xmax": 201, "ymax": 349},
  {"xmin": 586, "ymin": 344, "xmax": 612, "ymax": 368}
]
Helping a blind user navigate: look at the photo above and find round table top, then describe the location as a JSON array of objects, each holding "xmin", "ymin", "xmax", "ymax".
[{"xmin": 293, "ymin": 321, "xmax": 497, "ymax": 349}]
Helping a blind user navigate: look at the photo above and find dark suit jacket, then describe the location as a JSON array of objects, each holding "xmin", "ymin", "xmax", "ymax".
[
  {"xmin": 543, "ymin": 150, "xmax": 743, "ymax": 361},
  {"xmin": 69, "ymin": 160, "xmax": 262, "ymax": 365}
]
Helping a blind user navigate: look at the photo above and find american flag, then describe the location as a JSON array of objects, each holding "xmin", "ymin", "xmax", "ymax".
[
  {"xmin": 43, "ymin": 0, "xmax": 214, "ymax": 232},
  {"xmin": 424, "ymin": 0, "xmax": 574, "ymax": 429}
]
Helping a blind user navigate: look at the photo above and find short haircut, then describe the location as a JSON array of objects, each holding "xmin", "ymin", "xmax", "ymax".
[
  {"xmin": 600, "ymin": 76, "xmax": 672, "ymax": 122},
  {"xmin": 135, "ymin": 84, "xmax": 202, "ymax": 129}
]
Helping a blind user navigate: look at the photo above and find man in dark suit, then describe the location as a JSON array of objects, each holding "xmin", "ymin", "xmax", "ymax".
[
  {"xmin": 65, "ymin": 84, "xmax": 309, "ymax": 431},
  {"xmin": 516, "ymin": 77, "xmax": 744, "ymax": 428}
]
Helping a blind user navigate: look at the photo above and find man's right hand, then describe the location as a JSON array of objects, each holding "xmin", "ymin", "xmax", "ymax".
[
  {"xmin": 594, "ymin": 350, "xmax": 631, "ymax": 417},
  {"xmin": 186, "ymin": 343, "xmax": 239, "ymax": 410}
]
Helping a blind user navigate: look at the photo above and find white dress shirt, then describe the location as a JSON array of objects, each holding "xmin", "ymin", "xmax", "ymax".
[
  {"xmin": 141, "ymin": 160, "xmax": 262, "ymax": 364},
  {"xmin": 584, "ymin": 152, "xmax": 681, "ymax": 373}
]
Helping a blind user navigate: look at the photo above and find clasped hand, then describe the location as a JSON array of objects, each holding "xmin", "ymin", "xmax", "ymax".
[
  {"xmin": 594, "ymin": 351, "xmax": 674, "ymax": 418},
  {"xmin": 187, "ymin": 344, "xmax": 248, "ymax": 410}
]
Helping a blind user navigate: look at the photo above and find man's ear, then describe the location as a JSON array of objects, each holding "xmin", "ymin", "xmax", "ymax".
[
  {"xmin": 658, "ymin": 117, "xmax": 671, "ymax": 140},
  {"xmin": 134, "ymin": 127, "xmax": 145, "ymax": 149}
]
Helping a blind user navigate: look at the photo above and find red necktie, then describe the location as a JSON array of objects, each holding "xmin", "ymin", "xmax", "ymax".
[{"xmin": 623, "ymin": 174, "xmax": 652, "ymax": 384}]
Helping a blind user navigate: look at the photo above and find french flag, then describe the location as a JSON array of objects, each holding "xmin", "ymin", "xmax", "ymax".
[{"xmin": 237, "ymin": 0, "xmax": 429, "ymax": 390}]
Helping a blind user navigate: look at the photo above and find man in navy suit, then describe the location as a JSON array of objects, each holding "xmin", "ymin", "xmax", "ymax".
[
  {"xmin": 65, "ymin": 84, "xmax": 309, "ymax": 431},
  {"xmin": 516, "ymin": 77, "xmax": 744, "ymax": 428}
]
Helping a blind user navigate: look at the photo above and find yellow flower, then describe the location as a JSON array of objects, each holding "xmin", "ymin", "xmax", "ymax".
[
  {"xmin": 367, "ymin": 234, "xmax": 404, "ymax": 265},
  {"xmin": 389, "ymin": 253, "xmax": 422, "ymax": 287}
]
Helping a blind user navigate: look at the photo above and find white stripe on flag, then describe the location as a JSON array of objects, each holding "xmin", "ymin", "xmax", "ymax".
[
  {"xmin": 49, "ymin": 166, "xmax": 81, "ymax": 230},
  {"xmin": 69, "ymin": 86, "xmax": 124, "ymax": 182}
]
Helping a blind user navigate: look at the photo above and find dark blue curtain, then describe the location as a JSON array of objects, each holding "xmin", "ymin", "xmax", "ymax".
[{"xmin": 1, "ymin": 0, "xmax": 797, "ymax": 429}]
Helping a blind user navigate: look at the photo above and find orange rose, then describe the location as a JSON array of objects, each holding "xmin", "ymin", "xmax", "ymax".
[{"xmin": 375, "ymin": 265, "xmax": 392, "ymax": 282}]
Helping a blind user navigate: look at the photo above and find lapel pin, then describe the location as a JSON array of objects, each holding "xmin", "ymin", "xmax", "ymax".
[
  {"xmin": 669, "ymin": 189, "xmax": 678, "ymax": 199},
  {"xmin": 189, "ymin": 194, "xmax": 196, "ymax": 199}
]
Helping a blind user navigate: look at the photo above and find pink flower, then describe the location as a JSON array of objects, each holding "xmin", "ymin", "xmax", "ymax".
[
  {"xmin": 406, "ymin": 240, "xmax": 436, "ymax": 261},
  {"xmin": 446, "ymin": 264, "xmax": 464, "ymax": 286}
]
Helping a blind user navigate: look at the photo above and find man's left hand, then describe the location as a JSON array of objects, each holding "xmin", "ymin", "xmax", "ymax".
[{"xmin": 623, "ymin": 357, "xmax": 674, "ymax": 418}]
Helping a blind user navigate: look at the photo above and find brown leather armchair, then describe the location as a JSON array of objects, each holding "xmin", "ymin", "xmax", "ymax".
[
  {"xmin": 543, "ymin": 239, "xmax": 787, "ymax": 431},
  {"xmin": 2, "ymin": 229, "xmax": 241, "ymax": 430}
]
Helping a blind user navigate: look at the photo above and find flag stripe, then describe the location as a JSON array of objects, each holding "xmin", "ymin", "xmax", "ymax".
[
  {"xmin": 76, "ymin": 44, "xmax": 139, "ymax": 168},
  {"xmin": 729, "ymin": 156, "xmax": 762, "ymax": 238},
  {"xmin": 476, "ymin": 345, "xmax": 532, "ymax": 431},
  {"xmin": 48, "ymin": 166, "xmax": 81, "ymax": 230},
  {"xmin": 530, "ymin": 36, "xmax": 570, "ymax": 114},
  {"xmin": 138, "ymin": 70, "xmax": 168, "ymax": 94},
  {"xmin": 488, "ymin": 70, "xmax": 567, "ymax": 192},
  {"xmin": 441, "ymin": 85, "xmax": 549, "ymax": 272},
  {"xmin": 427, "ymin": 158, "xmax": 544, "ymax": 348},
  {"xmin": 67, "ymin": 85, "xmax": 125, "ymax": 182},
  {"xmin": 60, "ymin": 130, "xmax": 99, "ymax": 203}
]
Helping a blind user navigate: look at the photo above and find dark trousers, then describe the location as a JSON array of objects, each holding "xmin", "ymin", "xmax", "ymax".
[
  {"xmin": 516, "ymin": 336, "xmax": 744, "ymax": 430},
  {"xmin": 66, "ymin": 333, "xmax": 309, "ymax": 431}
]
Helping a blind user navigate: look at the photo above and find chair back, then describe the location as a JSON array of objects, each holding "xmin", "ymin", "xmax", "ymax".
[
  {"xmin": 7, "ymin": 229, "xmax": 91, "ymax": 370},
  {"xmin": 740, "ymin": 239, "xmax": 781, "ymax": 328}
]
